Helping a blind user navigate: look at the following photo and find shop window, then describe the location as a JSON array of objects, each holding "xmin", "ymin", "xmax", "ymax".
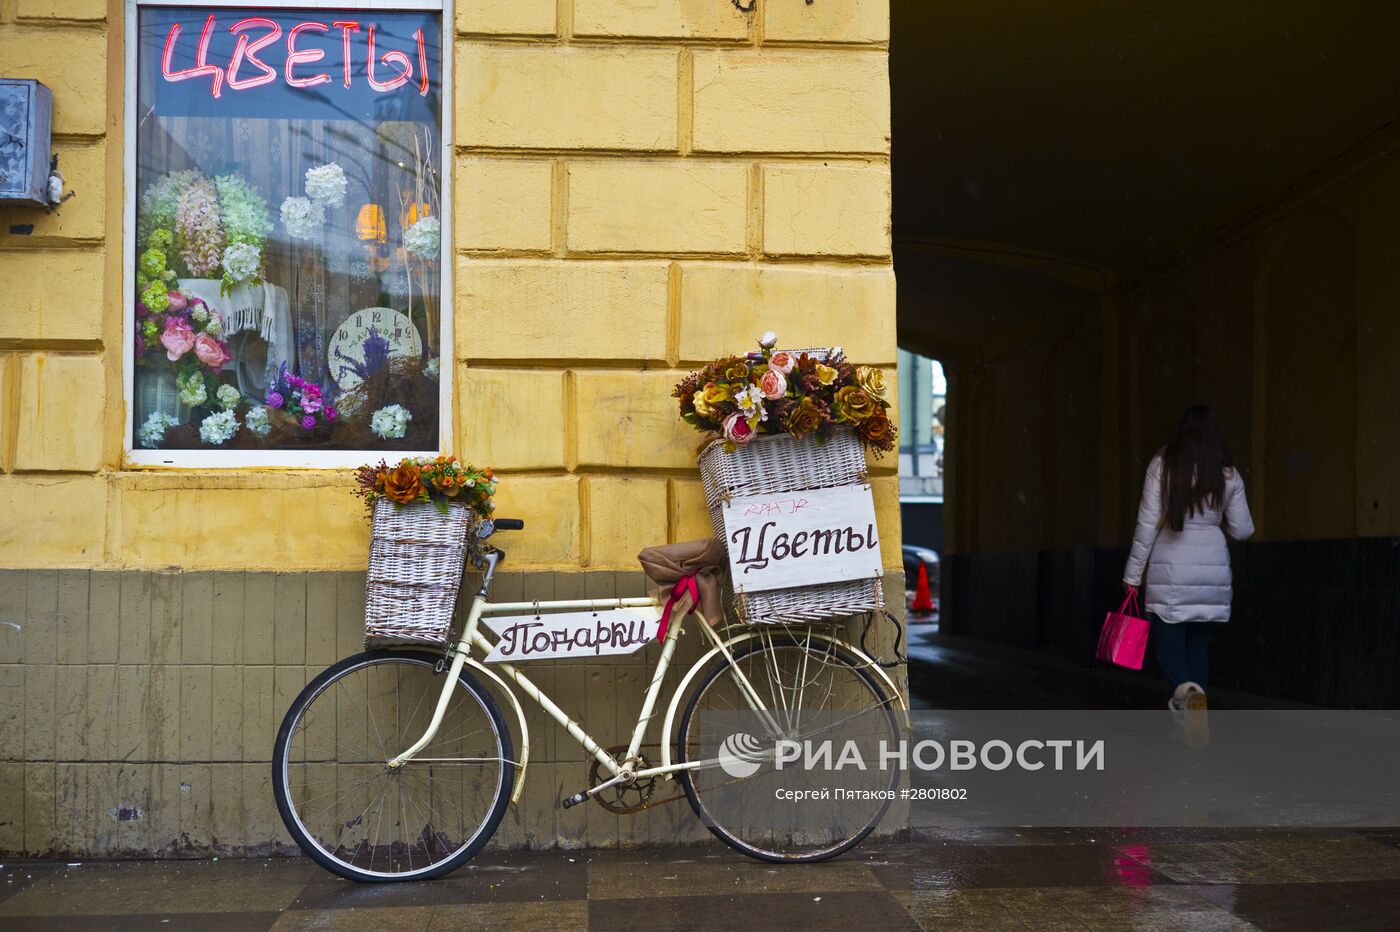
[{"xmin": 125, "ymin": 1, "xmax": 448, "ymax": 465}]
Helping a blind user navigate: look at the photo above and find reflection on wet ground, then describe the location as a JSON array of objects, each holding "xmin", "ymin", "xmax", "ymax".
[{"xmin": 3, "ymin": 829, "xmax": 1400, "ymax": 930}]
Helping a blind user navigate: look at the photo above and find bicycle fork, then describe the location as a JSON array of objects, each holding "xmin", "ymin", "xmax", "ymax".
[
  {"xmin": 385, "ymin": 636, "xmax": 476, "ymax": 772},
  {"xmin": 386, "ymin": 553, "xmax": 503, "ymax": 772}
]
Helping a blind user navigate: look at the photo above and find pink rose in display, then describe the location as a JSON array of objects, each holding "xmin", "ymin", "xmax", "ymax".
[
  {"xmin": 161, "ymin": 317, "xmax": 196, "ymax": 361},
  {"xmin": 166, "ymin": 291, "xmax": 188, "ymax": 315},
  {"xmin": 325, "ymin": 407, "xmax": 338, "ymax": 421},
  {"xmin": 300, "ymin": 415, "xmax": 317, "ymax": 430},
  {"xmin": 722, "ymin": 412, "xmax": 756, "ymax": 446},
  {"xmin": 769, "ymin": 351, "xmax": 796, "ymax": 375},
  {"xmin": 301, "ymin": 395, "xmax": 322, "ymax": 415},
  {"xmin": 193, "ymin": 333, "xmax": 229, "ymax": 368},
  {"xmin": 758, "ymin": 368, "xmax": 787, "ymax": 400}
]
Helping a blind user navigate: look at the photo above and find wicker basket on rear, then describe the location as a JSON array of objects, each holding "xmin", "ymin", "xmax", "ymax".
[
  {"xmin": 699, "ymin": 426, "xmax": 884, "ymax": 625},
  {"xmin": 364, "ymin": 499, "xmax": 477, "ymax": 646}
]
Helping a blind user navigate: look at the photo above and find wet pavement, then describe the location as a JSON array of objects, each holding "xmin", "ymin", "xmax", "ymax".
[
  {"xmin": 4, "ymin": 829, "xmax": 1400, "ymax": 930},
  {"xmin": 4, "ymin": 633, "xmax": 1396, "ymax": 930}
]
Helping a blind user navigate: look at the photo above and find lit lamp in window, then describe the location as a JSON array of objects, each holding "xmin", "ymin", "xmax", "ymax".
[
  {"xmin": 403, "ymin": 201, "xmax": 431, "ymax": 227},
  {"xmin": 356, "ymin": 203, "xmax": 387, "ymax": 242},
  {"xmin": 356, "ymin": 203, "xmax": 389, "ymax": 272}
]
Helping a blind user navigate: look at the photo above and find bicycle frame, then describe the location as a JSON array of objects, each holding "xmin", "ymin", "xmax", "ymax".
[{"xmin": 387, "ymin": 551, "xmax": 906, "ymax": 806}]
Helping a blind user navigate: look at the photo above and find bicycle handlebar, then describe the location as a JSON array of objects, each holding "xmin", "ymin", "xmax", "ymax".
[{"xmin": 493, "ymin": 518, "xmax": 525, "ymax": 531}]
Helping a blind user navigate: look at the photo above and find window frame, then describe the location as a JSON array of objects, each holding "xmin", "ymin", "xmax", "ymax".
[{"xmin": 121, "ymin": 0, "xmax": 454, "ymax": 469}]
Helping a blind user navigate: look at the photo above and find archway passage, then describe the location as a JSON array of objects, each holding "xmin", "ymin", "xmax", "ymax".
[{"xmin": 891, "ymin": 2, "xmax": 1400, "ymax": 707}]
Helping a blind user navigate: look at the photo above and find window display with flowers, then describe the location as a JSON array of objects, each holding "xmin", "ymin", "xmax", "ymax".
[
  {"xmin": 673, "ymin": 333, "xmax": 897, "ymax": 456},
  {"xmin": 126, "ymin": 3, "xmax": 447, "ymax": 463}
]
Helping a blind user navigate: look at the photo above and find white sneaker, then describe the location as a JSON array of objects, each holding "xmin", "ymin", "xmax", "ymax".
[
  {"xmin": 1169, "ymin": 681, "xmax": 1193, "ymax": 711},
  {"xmin": 1174, "ymin": 682, "xmax": 1209, "ymax": 747}
]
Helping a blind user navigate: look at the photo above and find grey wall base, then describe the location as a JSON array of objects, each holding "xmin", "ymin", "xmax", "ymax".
[{"xmin": 0, "ymin": 568, "xmax": 907, "ymax": 858}]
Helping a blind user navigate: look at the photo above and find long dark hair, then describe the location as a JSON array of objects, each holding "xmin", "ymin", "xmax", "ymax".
[{"xmin": 1160, "ymin": 405, "xmax": 1233, "ymax": 532}]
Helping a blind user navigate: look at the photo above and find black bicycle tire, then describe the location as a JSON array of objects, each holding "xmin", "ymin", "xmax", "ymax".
[
  {"xmin": 272, "ymin": 649, "xmax": 514, "ymax": 882},
  {"xmin": 676, "ymin": 636, "xmax": 900, "ymax": 864}
]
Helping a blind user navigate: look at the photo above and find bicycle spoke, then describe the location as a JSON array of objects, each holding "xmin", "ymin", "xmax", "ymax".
[
  {"xmin": 276, "ymin": 654, "xmax": 509, "ymax": 881},
  {"xmin": 681, "ymin": 639, "xmax": 899, "ymax": 862}
]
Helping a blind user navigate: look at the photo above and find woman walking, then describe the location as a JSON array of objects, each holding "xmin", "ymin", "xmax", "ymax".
[{"xmin": 1123, "ymin": 405, "xmax": 1254, "ymax": 715}]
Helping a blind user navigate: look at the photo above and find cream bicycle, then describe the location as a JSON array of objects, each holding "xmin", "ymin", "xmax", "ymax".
[{"xmin": 273, "ymin": 518, "xmax": 906, "ymax": 882}]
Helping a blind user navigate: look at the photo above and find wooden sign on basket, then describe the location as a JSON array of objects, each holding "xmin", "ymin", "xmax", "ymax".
[{"xmin": 720, "ymin": 483, "xmax": 883, "ymax": 594}]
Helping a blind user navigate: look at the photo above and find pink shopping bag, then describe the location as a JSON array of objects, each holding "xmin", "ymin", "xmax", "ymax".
[{"xmin": 1097, "ymin": 591, "xmax": 1150, "ymax": 669}]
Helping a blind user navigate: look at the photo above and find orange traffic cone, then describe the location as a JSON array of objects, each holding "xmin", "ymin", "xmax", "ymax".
[{"xmin": 911, "ymin": 562, "xmax": 934, "ymax": 612}]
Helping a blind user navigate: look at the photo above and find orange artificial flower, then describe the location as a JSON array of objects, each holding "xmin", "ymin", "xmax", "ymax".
[{"xmin": 383, "ymin": 463, "xmax": 425, "ymax": 504}]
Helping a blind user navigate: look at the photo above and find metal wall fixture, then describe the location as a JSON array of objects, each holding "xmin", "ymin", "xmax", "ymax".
[{"xmin": 0, "ymin": 79, "xmax": 54, "ymax": 208}]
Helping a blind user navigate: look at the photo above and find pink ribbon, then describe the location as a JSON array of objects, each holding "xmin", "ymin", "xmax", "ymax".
[{"xmin": 657, "ymin": 575, "xmax": 699, "ymax": 641}]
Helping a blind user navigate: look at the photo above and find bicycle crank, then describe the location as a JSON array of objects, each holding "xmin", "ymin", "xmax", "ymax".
[{"xmin": 583, "ymin": 745, "xmax": 686, "ymax": 814}]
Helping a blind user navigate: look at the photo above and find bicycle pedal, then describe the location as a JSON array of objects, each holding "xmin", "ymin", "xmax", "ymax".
[{"xmin": 561, "ymin": 790, "xmax": 590, "ymax": 810}]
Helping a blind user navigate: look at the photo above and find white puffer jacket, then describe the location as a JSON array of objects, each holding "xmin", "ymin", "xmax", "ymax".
[{"xmin": 1122, "ymin": 456, "xmax": 1254, "ymax": 623}]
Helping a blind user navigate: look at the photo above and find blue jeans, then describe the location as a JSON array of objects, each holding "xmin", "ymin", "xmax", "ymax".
[{"xmin": 1152, "ymin": 615, "xmax": 1210, "ymax": 690}]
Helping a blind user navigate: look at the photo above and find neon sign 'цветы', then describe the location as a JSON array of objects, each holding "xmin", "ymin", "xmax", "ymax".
[{"xmin": 161, "ymin": 14, "xmax": 430, "ymax": 99}]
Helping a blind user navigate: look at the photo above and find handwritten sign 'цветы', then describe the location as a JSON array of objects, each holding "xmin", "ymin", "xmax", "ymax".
[{"xmin": 722, "ymin": 484, "xmax": 883, "ymax": 594}]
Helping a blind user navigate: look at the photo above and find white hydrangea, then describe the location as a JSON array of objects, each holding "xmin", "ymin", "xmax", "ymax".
[
  {"xmin": 280, "ymin": 196, "xmax": 325, "ymax": 241},
  {"xmin": 304, "ymin": 162, "xmax": 348, "ymax": 209},
  {"xmin": 138, "ymin": 411, "xmax": 179, "ymax": 448},
  {"xmin": 177, "ymin": 371, "xmax": 208, "ymax": 407},
  {"xmin": 423, "ymin": 356, "xmax": 440, "ymax": 382},
  {"xmin": 245, "ymin": 405, "xmax": 272, "ymax": 438},
  {"xmin": 370, "ymin": 404, "xmax": 412, "ymax": 440},
  {"xmin": 215, "ymin": 383, "xmax": 241, "ymax": 411},
  {"xmin": 203, "ymin": 312, "xmax": 223, "ymax": 337},
  {"xmin": 220, "ymin": 241, "xmax": 261, "ymax": 284},
  {"xmin": 199, "ymin": 409, "xmax": 239, "ymax": 446},
  {"xmin": 403, "ymin": 215, "xmax": 440, "ymax": 259},
  {"xmin": 190, "ymin": 302, "xmax": 210, "ymax": 326}
]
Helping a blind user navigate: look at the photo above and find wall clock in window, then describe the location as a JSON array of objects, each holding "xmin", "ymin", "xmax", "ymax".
[{"xmin": 328, "ymin": 307, "xmax": 423, "ymax": 390}]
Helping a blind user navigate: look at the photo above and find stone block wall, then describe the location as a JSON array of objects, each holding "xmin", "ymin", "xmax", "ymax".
[{"xmin": 0, "ymin": 1, "xmax": 902, "ymax": 854}]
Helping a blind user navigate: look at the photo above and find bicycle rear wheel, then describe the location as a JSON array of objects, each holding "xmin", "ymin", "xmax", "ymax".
[
  {"xmin": 272, "ymin": 650, "xmax": 513, "ymax": 882},
  {"xmin": 677, "ymin": 630, "xmax": 901, "ymax": 863}
]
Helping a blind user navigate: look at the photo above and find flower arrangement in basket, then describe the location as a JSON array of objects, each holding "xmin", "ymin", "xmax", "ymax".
[
  {"xmin": 676, "ymin": 333, "xmax": 893, "ymax": 625},
  {"xmin": 672, "ymin": 332, "xmax": 896, "ymax": 456},
  {"xmin": 355, "ymin": 456, "xmax": 497, "ymax": 516},
  {"xmin": 355, "ymin": 457, "xmax": 498, "ymax": 645}
]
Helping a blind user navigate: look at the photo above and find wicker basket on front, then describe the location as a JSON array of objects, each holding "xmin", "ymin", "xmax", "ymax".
[
  {"xmin": 364, "ymin": 498, "xmax": 477, "ymax": 646},
  {"xmin": 699, "ymin": 426, "xmax": 884, "ymax": 625}
]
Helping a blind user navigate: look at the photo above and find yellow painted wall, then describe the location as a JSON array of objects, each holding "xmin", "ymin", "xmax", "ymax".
[{"xmin": 0, "ymin": 1, "xmax": 901, "ymax": 573}]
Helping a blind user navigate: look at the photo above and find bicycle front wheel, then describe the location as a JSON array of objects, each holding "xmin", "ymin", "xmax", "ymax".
[
  {"xmin": 272, "ymin": 650, "xmax": 513, "ymax": 882},
  {"xmin": 677, "ymin": 631, "xmax": 902, "ymax": 863}
]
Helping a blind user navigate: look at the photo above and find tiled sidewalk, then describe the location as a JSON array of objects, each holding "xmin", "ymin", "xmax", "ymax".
[{"xmin": 4, "ymin": 829, "xmax": 1400, "ymax": 930}]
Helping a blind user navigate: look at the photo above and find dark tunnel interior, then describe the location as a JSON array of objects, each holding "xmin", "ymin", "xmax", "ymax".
[{"xmin": 890, "ymin": 2, "xmax": 1400, "ymax": 707}]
